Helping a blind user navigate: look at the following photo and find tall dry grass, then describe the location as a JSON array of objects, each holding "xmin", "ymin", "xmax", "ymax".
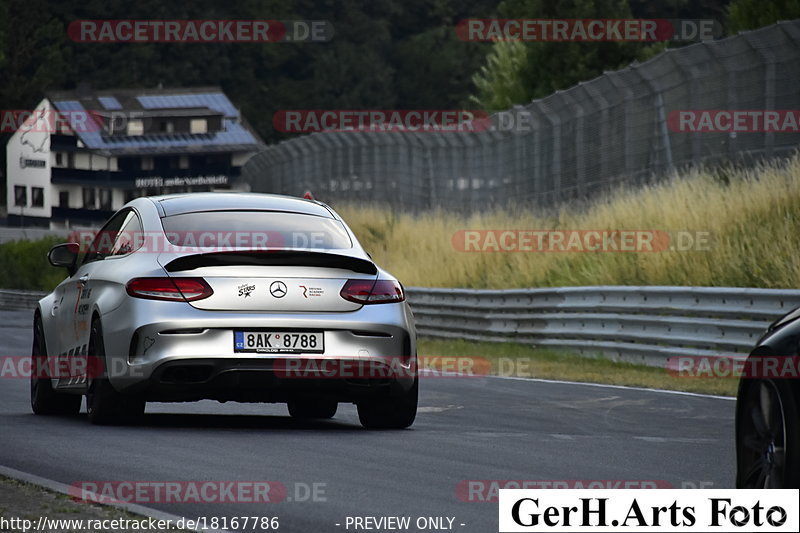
[{"xmin": 335, "ymin": 154, "xmax": 800, "ymax": 288}]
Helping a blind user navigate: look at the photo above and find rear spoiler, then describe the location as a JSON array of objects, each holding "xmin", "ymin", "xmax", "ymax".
[{"xmin": 163, "ymin": 250, "xmax": 378, "ymax": 275}]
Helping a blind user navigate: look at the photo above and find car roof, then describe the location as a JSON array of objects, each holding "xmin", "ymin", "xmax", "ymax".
[{"xmin": 149, "ymin": 192, "xmax": 335, "ymax": 218}]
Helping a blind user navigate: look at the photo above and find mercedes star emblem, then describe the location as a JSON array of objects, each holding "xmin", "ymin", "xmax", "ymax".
[{"xmin": 270, "ymin": 281, "xmax": 288, "ymax": 298}]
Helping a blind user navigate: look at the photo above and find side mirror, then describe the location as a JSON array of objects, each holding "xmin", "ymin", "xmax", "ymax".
[{"xmin": 48, "ymin": 243, "xmax": 80, "ymax": 276}]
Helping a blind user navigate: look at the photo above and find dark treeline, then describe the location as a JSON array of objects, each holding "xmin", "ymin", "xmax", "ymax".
[
  {"xmin": 0, "ymin": 0, "xmax": 498, "ymax": 144},
  {"xmin": 0, "ymin": 0, "xmax": 752, "ymax": 142},
  {"xmin": 2, "ymin": 0, "xmax": 793, "ymax": 148}
]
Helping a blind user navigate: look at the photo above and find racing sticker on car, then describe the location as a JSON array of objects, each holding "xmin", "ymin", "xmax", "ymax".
[
  {"xmin": 299, "ymin": 285, "xmax": 324, "ymax": 298},
  {"xmin": 237, "ymin": 283, "xmax": 255, "ymax": 298}
]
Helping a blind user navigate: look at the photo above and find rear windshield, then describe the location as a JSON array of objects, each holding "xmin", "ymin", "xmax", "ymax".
[{"xmin": 161, "ymin": 211, "xmax": 353, "ymax": 250}]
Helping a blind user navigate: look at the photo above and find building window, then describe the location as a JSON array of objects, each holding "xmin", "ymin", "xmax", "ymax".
[
  {"xmin": 190, "ymin": 153, "xmax": 228, "ymax": 172},
  {"xmin": 141, "ymin": 157, "xmax": 154, "ymax": 171},
  {"xmin": 127, "ymin": 119, "xmax": 144, "ymax": 136},
  {"xmin": 190, "ymin": 119, "xmax": 208, "ymax": 134},
  {"xmin": 14, "ymin": 186, "xmax": 26, "ymax": 207},
  {"xmin": 99, "ymin": 188, "xmax": 112, "ymax": 210},
  {"xmin": 155, "ymin": 156, "xmax": 178, "ymax": 171},
  {"xmin": 55, "ymin": 152, "xmax": 65, "ymax": 167},
  {"xmin": 59, "ymin": 191, "xmax": 70, "ymax": 208},
  {"xmin": 83, "ymin": 188, "xmax": 96, "ymax": 209},
  {"xmin": 31, "ymin": 187, "xmax": 44, "ymax": 208},
  {"xmin": 159, "ymin": 120, "xmax": 174, "ymax": 133},
  {"xmin": 118, "ymin": 157, "xmax": 138, "ymax": 172}
]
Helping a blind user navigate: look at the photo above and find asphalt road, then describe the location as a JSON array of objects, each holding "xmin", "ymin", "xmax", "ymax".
[{"xmin": 0, "ymin": 310, "xmax": 735, "ymax": 533}]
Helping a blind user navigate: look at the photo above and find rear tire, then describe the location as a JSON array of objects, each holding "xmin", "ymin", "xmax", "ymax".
[
  {"xmin": 30, "ymin": 314, "xmax": 81, "ymax": 416},
  {"xmin": 288, "ymin": 399, "xmax": 337, "ymax": 419},
  {"xmin": 357, "ymin": 378, "xmax": 418, "ymax": 429},
  {"xmin": 86, "ymin": 319, "xmax": 145, "ymax": 425}
]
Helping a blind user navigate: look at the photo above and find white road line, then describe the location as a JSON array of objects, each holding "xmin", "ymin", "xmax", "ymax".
[
  {"xmin": 484, "ymin": 373, "xmax": 736, "ymax": 400},
  {"xmin": 420, "ymin": 369, "xmax": 735, "ymax": 400}
]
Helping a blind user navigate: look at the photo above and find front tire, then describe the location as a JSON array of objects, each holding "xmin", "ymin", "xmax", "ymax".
[
  {"xmin": 357, "ymin": 378, "xmax": 418, "ymax": 429},
  {"xmin": 30, "ymin": 314, "xmax": 81, "ymax": 416},
  {"xmin": 86, "ymin": 319, "xmax": 145, "ymax": 425},
  {"xmin": 736, "ymin": 377, "xmax": 800, "ymax": 488}
]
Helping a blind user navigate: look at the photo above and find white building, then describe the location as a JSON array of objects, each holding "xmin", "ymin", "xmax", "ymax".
[{"xmin": 5, "ymin": 87, "xmax": 264, "ymax": 228}]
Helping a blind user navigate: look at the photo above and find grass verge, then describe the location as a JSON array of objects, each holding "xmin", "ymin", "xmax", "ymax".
[
  {"xmin": 3, "ymin": 155, "xmax": 800, "ymax": 293},
  {"xmin": 337, "ymin": 153, "xmax": 800, "ymax": 289},
  {"xmin": 0, "ymin": 474, "xmax": 186, "ymax": 531},
  {"xmin": 418, "ymin": 338, "xmax": 738, "ymax": 397}
]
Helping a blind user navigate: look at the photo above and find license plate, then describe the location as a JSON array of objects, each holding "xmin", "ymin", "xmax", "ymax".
[{"xmin": 234, "ymin": 331, "xmax": 324, "ymax": 354}]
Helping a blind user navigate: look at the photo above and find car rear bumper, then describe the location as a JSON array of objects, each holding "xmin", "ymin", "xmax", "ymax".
[
  {"xmin": 126, "ymin": 356, "xmax": 416, "ymax": 403},
  {"xmin": 99, "ymin": 296, "xmax": 416, "ymax": 402}
]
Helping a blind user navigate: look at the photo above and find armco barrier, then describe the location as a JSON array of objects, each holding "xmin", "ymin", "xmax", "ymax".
[
  {"xmin": 406, "ymin": 286, "xmax": 800, "ymax": 366},
  {"xmin": 0, "ymin": 290, "xmax": 46, "ymax": 312},
  {"xmin": 3, "ymin": 286, "xmax": 800, "ymax": 367}
]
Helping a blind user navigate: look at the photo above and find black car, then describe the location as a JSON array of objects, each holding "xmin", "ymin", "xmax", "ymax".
[{"xmin": 736, "ymin": 307, "xmax": 800, "ymax": 488}]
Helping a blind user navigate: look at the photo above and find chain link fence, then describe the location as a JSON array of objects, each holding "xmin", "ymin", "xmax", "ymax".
[{"xmin": 243, "ymin": 21, "xmax": 800, "ymax": 212}]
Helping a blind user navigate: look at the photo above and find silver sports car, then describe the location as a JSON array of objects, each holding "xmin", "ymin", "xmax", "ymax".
[{"xmin": 32, "ymin": 193, "xmax": 417, "ymax": 429}]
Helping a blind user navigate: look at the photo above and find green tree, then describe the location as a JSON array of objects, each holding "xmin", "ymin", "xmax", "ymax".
[
  {"xmin": 727, "ymin": 0, "xmax": 800, "ymax": 32},
  {"xmin": 469, "ymin": 0, "xmax": 667, "ymax": 110},
  {"xmin": 470, "ymin": 40, "xmax": 528, "ymax": 110}
]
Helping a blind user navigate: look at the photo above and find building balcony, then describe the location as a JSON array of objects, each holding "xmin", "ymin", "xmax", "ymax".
[{"xmin": 51, "ymin": 206, "xmax": 115, "ymax": 223}]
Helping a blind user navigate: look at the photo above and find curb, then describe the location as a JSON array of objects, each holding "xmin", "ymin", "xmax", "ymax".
[{"xmin": 0, "ymin": 464, "xmax": 228, "ymax": 533}]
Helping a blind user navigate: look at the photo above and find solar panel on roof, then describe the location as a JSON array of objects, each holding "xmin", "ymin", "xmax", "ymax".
[
  {"xmin": 53, "ymin": 99, "xmax": 259, "ymax": 151},
  {"xmin": 98, "ymin": 96, "xmax": 122, "ymax": 110},
  {"xmin": 55, "ymin": 100, "xmax": 82, "ymax": 110},
  {"xmin": 136, "ymin": 93, "xmax": 238, "ymax": 117}
]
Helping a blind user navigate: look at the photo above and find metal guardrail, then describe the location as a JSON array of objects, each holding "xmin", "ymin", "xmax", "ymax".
[
  {"xmin": 4, "ymin": 286, "xmax": 800, "ymax": 367},
  {"xmin": 406, "ymin": 286, "xmax": 800, "ymax": 366},
  {"xmin": 0, "ymin": 290, "xmax": 45, "ymax": 312}
]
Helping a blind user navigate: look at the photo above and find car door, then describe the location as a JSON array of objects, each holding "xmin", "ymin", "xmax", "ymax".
[{"xmin": 54, "ymin": 209, "xmax": 134, "ymax": 389}]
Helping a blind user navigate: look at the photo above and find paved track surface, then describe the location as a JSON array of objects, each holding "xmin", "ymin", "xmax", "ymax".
[{"xmin": 0, "ymin": 310, "xmax": 735, "ymax": 532}]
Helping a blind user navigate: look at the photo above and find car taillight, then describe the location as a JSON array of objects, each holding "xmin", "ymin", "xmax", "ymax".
[
  {"xmin": 126, "ymin": 277, "xmax": 213, "ymax": 302},
  {"xmin": 340, "ymin": 279, "xmax": 405, "ymax": 304}
]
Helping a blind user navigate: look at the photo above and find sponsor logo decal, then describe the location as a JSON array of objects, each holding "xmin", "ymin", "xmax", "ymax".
[
  {"xmin": 238, "ymin": 283, "xmax": 255, "ymax": 298},
  {"xmin": 299, "ymin": 285, "xmax": 324, "ymax": 298}
]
